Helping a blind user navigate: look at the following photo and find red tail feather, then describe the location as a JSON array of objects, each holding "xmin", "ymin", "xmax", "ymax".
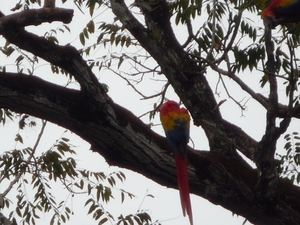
[{"xmin": 175, "ymin": 154, "xmax": 193, "ymax": 225}]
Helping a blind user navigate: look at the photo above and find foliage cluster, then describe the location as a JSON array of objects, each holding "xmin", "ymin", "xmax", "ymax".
[{"xmin": 0, "ymin": 115, "xmax": 157, "ymax": 225}]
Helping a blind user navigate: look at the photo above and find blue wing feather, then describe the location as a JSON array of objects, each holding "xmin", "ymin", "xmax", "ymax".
[{"xmin": 165, "ymin": 119, "xmax": 189, "ymax": 158}]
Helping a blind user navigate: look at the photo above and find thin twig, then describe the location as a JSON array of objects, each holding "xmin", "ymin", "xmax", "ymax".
[
  {"xmin": 206, "ymin": 58, "xmax": 269, "ymax": 109},
  {"xmin": 182, "ymin": 19, "xmax": 194, "ymax": 49},
  {"xmin": 208, "ymin": 0, "xmax": 217, "ymax": 57},
  {"xmin": 2, "ymin": 120, "xmax": 47, "ymax": 198},
  {"xmin": 278, "ymin": 37, "xmax": 295, "ymax": 132}
]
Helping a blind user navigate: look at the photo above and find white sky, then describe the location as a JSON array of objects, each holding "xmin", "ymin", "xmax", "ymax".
[{"xmin": 0, "ymin": 0, "xmax": 299, "ymax": 225}]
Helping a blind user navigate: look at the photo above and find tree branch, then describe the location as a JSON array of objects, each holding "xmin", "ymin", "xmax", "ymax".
[
  {"xmin": 2, "ymin": 27, "xmax": 105, "ymax": 98},
  {"xmin": 0, "ymin": 72, "xmax": 300, "ymax": 224},
  {"xmin": 1, "ymin": 121, "xmax": 47, "ymax": 198},
  {"xmin": 254, "ymin": 21, "xmax": 281, "ymax": 197},
  {"xmin": 0, "ymin": 8, "xmax": 73, "ymax": 34},
  {"xmin": 0, "ymin": 10, "xmax": 105, "ymax": 100}
]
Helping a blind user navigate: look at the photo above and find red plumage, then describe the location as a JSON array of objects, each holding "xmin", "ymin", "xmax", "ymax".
[
  {"xmin": 263, "ymin": 0, "xmax": 300, "ymax": 25},
  {"xmin": 160, "ymin": 100, "xmax": 193, "ymax": 225}
]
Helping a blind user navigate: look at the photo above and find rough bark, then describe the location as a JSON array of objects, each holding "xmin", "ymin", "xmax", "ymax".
[
  {"xmin": 0, "ymin": 3, "xmax": 300, "ymax": 225},
  {"xmin": 0, "ymin": 8, "xmax": 73, "ymax": 32}
]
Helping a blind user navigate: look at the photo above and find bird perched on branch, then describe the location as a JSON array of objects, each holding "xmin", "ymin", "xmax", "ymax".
[
  {"xmin": 263, "ymin": 0, "xmax": 300, "ymax": 26},
  {"xmin": 160, "ymin": 100, "xmax": 193, "ymax": 225}
]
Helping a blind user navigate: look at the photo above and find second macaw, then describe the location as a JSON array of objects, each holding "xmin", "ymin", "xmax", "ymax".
[
  {"xmin": 263, "ymin": 0, "xmax": 300, "ymax": 24},
  {"xmin": 160, "ymin": 100, "xmax": 193, "ymax": 225}
]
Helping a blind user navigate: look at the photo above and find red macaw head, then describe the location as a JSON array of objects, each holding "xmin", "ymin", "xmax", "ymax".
[{"xmin": 160, "ymin": 100, "xmax": 180, "ymax": 114}]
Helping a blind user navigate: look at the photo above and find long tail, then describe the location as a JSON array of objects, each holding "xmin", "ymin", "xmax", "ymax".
[{"xmin": 175, "ymin": 154, "xmax": 193, "ymax": 225}]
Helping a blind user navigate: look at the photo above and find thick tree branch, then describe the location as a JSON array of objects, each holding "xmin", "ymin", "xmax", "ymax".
[
  {"xmin": 0, "ymin": 72, "xmax": 300, "ymax": 224},
  {"xmin": 0, "ymin": 8, "xmax": 73, "ymax": 34},
  {"xmin": 2, "ymin": 27, "xmax": 105, "ymax": 98},
  {"xmin": 0, "ymin": 10, "xmax": 104, "ymax": 100},
  {"xmin": 0, "ymin": 72, "xmax": 178, "ymax": 186}
]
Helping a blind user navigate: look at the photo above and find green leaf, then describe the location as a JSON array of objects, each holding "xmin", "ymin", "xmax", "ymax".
[
  {"xmin": 83, "ymin": 28, "xmax": 89, "ymax": 38},
  {"xmin": 80, "ymin": 33, "xmax": 85, "ymax": 46},
  {"xmin": 121, "ymin": 192, "xmax": 124, "ymax": 203},
  {"xmin": 61, "ymin": 214, "xmax": 66, "ymax": 223},
  {"xmin": 1, "ymin": 46, "xmax": 15, "ymax": 56},
  {"xmin": 88, "ymin": 203, "xmax": 97, "ymax": 215},
  {"xmin": 87, "ymin": 20, "xmax": 95, "ymax": 33},
  {"xmin": 97, "ymin": 33, "xmax": 105, "ymax": 44},
  {"xmin": 88, "ymin": 183, "xmax": 92, "ymax": 195},
  {"xmin": 117, "ymin": 56, "xmax": 124, "ymax": 69},
  {"xmin": 89, "ymin": 2, "xmax": 95, "ymax": 16},
  {"xmin": 16, "ymin": 207, "xmax": 22, "ymax": 217},
  {"xmin": 99, "ymin": 217, "xmax": 108, "ymax": 225},
  {"xmin": 85, "ymin": 198, "xmax": 94, "ymax": 207},
  {"xmin": 15, "ymin": 134, "xmax": 23, "ymax": 144}
]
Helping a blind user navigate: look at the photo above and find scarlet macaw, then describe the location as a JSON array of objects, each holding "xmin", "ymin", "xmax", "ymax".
[
  {"xmin": 160, "ymin": 100, "xmax": 193, "ymax": 225},
  {"xmin": 263, "ymin": 0, "xmax": 300, "ymax": 25}
]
